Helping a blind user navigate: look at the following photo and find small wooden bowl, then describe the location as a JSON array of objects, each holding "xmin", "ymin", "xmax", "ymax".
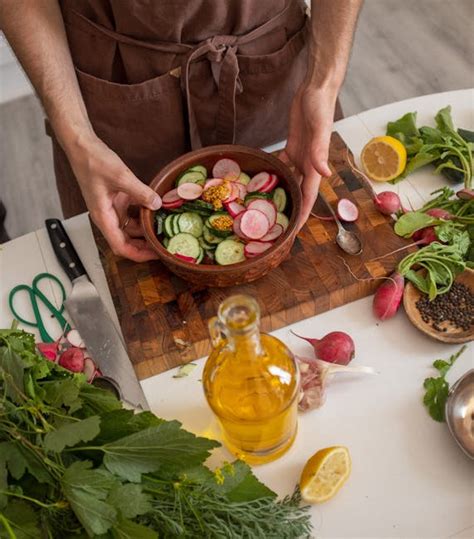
[
  {"xmin": 403, "ymin": 269, "xmax": 474, "ymax": 343},
  {"xmin": 140, "ymin": 145, "xmax": 301, "ymax": 287}
]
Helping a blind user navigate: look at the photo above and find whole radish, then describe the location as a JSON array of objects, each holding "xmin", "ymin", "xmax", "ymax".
[
  {"xmin": 412, "ymin": 226, "xmax": 438, "ymax": 245},
  {"xmin": 37, "ymin": 342, "xmax": 59, "ymax": 361},
  {"xmin": 425, "ymin": 208, "xmax": 454, "ymax": 220},
  {"xmin": 373, "ymin": 191, "xmax": 402, "ymax": 215},
  {"xmin": 291, "ymin": 330, "xmax": 355, "ymax": 365},
  {"xmin": 457, "ymin": 188, "xmax": 474, "ymax": 200},
  {"xmin": 372, "ymin": 271, "xmax": 405, "ymax": 321},
  {"xmin": 59, "ymin": 347, "xmax": 85, "ymax": 372}
]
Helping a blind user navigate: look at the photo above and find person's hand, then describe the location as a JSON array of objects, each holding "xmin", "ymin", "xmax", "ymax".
[
  {"xmin": 66, "ymin": 133, "xmax": 162, "ymax": 262},
  {"xmin": 280, "ymin": 84, "xmax": 337, "ymax": 230}
]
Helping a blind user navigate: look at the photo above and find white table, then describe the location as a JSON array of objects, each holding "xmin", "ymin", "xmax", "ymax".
[{"xmin": 1, "ymin": 89, "xmax": 473, "ymax": 539}]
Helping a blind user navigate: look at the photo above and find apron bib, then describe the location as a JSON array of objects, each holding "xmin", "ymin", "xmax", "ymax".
[{"xmin": 50, "ymin": 0, "xmax": 336, "ymax": 217}]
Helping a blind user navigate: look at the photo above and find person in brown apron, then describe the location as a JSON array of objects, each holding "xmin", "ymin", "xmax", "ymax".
[{"xmin": 1, "ymin": 0, "xmax": 362, "ymax": 261}]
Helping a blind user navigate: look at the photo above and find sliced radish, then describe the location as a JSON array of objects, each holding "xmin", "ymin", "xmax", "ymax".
[
  {"xmin": 174, "ymin": 253, "xmax": 197, "ymax": 263},
  {"xmin": 336, "ymin": 198, "xmax": 359, "ymax": 222},
  {"xmin": 260, "ymin": 223, "xmax": 284, "ymax": 242},
  {"xmin": 225, "ymin": 201, "xmax": 246, "ymax": 218},
  {"xmin": 235, "ymin": 182, "xmax": 247, "ymax": 200},
  {"xmin": 83, "ymin": 356, "xmax": 97, "ymax": 383},
  {"xmin": 204, "ymin": 178, "xmax": 223, "ymax": 190},
  {"xmin": 260, "ymin": 173, "xmax": 279, "ymax": 193},
  {"xmin": 177, "ymin": 182, "xmax": 203, "ymax": 200},
  {"xmin": 247, "ymin": 199, "xmax": 277, "ymax": 227},
  {"xmin": 244, "ymin": 241, "xmax": 273, "ymax": 257},
  {"xmin": 59, "ymin": 347, "xmax": 85, "ymax": 373},
  {"xmin": 37, "ymin": 342, "xmax": 59, "ymax": 361},
  {"xmin": 247, "ymin": 172, "xmax": 271, "ymax": 192},
  {"xmin": 162, "ymin": 198, "xmax": 185, "ymax": 210},
  {"xmin": 212, "ymin": 158, "xmax": 241, "ymax": 181},
  {"xmin": 162, "ymin": 188, "xmax": 182, "ymax": 204},
  {"xmin": 233, "ymin": 212, "xmax": 250, "ymax": 240},
  {"xmin": 66, "ymin": 329, "xmax": 84, "ymax": 348},
  {"xmin": 223, "ymin": 182, "xmax": 239, "ymax": 203},
  {"xmin": 240, "ymin": 209, "xmax": 270, "ymax": 240}
]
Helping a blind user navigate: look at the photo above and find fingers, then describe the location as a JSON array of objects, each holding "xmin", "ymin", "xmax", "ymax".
[
  {"xmin": 116, "ymin": 169, "xmax": 162, "ymax": 210},
  {"xmin": 297, "ymin": 165, "xmax": 321, "ymax": 232}
]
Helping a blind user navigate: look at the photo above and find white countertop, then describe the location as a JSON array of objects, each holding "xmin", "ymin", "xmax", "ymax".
[{"xmin": 1, "ymin": 89, "xmax": 473, "ymax": 539}]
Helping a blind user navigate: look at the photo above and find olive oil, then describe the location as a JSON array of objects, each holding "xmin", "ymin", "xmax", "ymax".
[{"xmin": 203, "ymin": 295, "xmax": 299, "ymax": 465}]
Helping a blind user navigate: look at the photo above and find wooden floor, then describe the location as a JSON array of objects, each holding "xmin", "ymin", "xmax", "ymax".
[{"xmin": 1, "ymin": 0, "xmax": 472, "ymax": 240}]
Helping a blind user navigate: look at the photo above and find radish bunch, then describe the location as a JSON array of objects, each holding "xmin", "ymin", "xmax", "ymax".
[{"xmin": 36, "ymin": 329, "xmax": 101, "ymax": 382}]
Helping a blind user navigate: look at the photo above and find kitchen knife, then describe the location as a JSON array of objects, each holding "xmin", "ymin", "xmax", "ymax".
[{"xmin": 45, "ymin": 218, "xmax": 149, "ymax": 410}]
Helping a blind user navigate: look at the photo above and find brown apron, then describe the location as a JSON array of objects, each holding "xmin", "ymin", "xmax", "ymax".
[{"xmin": 51, "ymin": 0, "xmax": 341, "ymax": 217}]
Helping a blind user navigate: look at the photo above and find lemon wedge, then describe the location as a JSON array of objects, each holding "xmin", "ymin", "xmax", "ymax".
[
  {"xmin": 361, "ymin": 135, "xmax": 407, "ymax": 182},
  {"xmin": 299, "ymin": 446, "xmax": 351, "ymax": 503}
]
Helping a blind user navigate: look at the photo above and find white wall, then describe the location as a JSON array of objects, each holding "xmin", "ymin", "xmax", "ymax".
[{"xmin": 0, "ymin": 33, "xmax": 34, "ymax": 104}]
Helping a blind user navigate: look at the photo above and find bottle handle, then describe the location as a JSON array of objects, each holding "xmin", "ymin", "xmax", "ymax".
[{"xmin": 208, "ymin": 317, "xmax": 227, "ymax": 349}]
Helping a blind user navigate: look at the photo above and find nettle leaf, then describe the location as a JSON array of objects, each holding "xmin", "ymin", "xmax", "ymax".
[
  {"xmin": 44, "ymin": 416, "xmax": 101, "ymax": 452},
  {"xmin": 61, "ymin": 461, "xmax": 119, "ymax": 537},
  {"xmin": 42, "ymin": 378, "xmax": 82, "ymax": 412},
  {"xmin": 0, "ymin": 347, "xmax": 25, "ymax": 404},
  {"xmin": 0, "ymin": 500, "xmax": 40, "ymax": 539},
  {"xmin": 107, "ymin": 483, "xmax": 151, "ymax": 519},
  {"xmin": 102, "ymin": 421, "xmax": 220, "ymax": 482},
  {"xmin": 208, "ymin": 461, "xmax": 276, "ymax": 502},
  {"xmin": 79, "ymin": 383, "xmax": 122, "ymax": 415},
  {"xmin": 111, "ymin": 518, "xmax": 158, "ymax": 539},
  {"xmin": 0, "ymin": 441, "xmax": 52, "ymax": 485},
  {"xmin": 94, "ymin": 410, "xmax": 164, "ymax": 445}
]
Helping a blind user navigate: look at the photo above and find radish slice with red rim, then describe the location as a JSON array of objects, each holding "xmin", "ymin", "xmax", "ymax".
[
  {"xmin": 177, "ymin": 182, "xmax": 203, "ymax": 200},
  {"xmin": 247, "ymin": 172, "xmax": 271, "ymax": 192},
  {"xmin": 223, "ymin": 182, "xmax": 239, "ymax": 203},
  {"xmin": 162, "ymin": 198, "xmax": 185, "ymax": 209},
  {"xmin": 247, "ymin": 199, "xmax": 277, "ymax": 227},
  {"xmin": 212, "ymin": 158, "xmax": 241, "ymax": 181},
  {"xmin": 175, "ymin": 253, "xmax": 197, "ymax": 263},
  {"xmin": 235, "ymin": 182, "xmax": 247, "ymax": 200},
  {"xmin": 225, "ymin": 201, "xmax": 246, "ymax": 218},
  {"xmin": 260, "ymin": 223, "xmax": 284, "ymax": 241},
  {"xmin": 240, "ymin": 209, "xmax": 270, "ymax": 240},
  {"xmin": 337, "ymin": 198, "xmax": 359, "ymax": 222},
  {"xmin": 163, "ymin": 188, "xmax": 182, "ymax": 204},
  {"xmin": 83, "ymin": 356, "xmax": 97, "ymax": 383},
  {"xmin": 204, "ymin": 178, "xmax": 223, "ymax": 190},
  {"xmin": 66, "ymin": 329, "xmax": 84, "ymax": 348},
  {"xmin": 260, "ymin": 173, "xmax": 278, "ymax": 193},
  {"xmin": 233, "ymin": 212, "xmax": 250, "ymax": 240},
  {"xmin": 244, "ymin": 241, "xmax": 273, "ymax": 257}
]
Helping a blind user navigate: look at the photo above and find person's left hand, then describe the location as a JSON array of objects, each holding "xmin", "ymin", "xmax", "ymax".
[{"xmin": 280, "ymin": 84, "xmax": 338, "ymax": 231}]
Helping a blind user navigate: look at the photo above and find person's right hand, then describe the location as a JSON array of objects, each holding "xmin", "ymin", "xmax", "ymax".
[{"xmin": 65, "ymin": 133, "xmax": 162, "ymax": 262}]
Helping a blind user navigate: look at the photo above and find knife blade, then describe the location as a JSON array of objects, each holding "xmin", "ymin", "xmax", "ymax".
[{"xmin": 45, "ymin": 218, "xmax": 149, "ymax": 410}]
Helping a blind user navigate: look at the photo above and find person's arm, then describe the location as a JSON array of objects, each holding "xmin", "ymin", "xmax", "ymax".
[
  {"xmin": 282, "ymin": 0, "xmax": 363, "ymax": 229},
  {"xmin": 0, "ymin": 0, "xmax": 161, "ymax": 261}
]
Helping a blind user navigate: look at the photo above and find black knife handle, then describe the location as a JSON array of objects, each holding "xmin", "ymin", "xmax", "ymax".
[{"xmin": 45, "ymin": 219, "xmax": 88, "ymax": 282}]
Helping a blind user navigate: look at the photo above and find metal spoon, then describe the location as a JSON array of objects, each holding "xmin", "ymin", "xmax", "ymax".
[
  {"xmin": 312, "ymin": 193, "xmax": 363, "ymax": 255},
  {"xmin": 445, "ymin": 369, "xmax": 474, "ymax": 459}
]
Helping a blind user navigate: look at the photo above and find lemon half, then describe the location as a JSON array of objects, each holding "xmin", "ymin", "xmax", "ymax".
[{"xmin": 361, "ymin": 135, "xmax": 407, "ymax": 182}]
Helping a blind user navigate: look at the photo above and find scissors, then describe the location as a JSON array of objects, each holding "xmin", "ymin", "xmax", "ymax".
[{"xmin": 9, "ymin": 273, "xmax": 71, "ymax": 343}]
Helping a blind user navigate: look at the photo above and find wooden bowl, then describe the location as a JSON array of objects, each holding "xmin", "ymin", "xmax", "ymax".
[
  {"xmin": 403, "ymin": 269, "xmax": 474, "ymax": 343},
  {"xmin": 140, "ymin": 144, "xmax": 301, "ymax": 287}
]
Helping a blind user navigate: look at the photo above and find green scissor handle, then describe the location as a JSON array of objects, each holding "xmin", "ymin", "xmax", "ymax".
[{"xmin": 8, "ymin": 273, "xmax": 71, "ymax": 343}]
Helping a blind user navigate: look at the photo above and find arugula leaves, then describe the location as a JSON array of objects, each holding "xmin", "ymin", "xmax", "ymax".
[
  {"xmin": 0, "ymin": 327, "xmax": 312, "ymax": 538},
  {"xmin": 386, "ymin": 106, "xmax": 473, "ymax": 187},
  {"xmin": 423, "ymin": 346, "xmax": 466, "ymax": 422}
]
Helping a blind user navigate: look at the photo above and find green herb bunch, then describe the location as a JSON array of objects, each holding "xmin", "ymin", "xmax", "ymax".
[
  {"xmin": 386, "ymin": 106, "xmax": 473, "ymax": 187},
  {"xmin": 0, "ymin": 326, "xmax": 312, "ymax": 539},
  {"xmin": 393, "ymin": 187, "xmax": 473, "ymax": 299}
]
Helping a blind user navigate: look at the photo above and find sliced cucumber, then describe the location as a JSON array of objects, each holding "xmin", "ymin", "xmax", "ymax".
[
  {"xmin": 164, "ymin": 215, "xmax": 175, "ymax": 237},
  {"xmin": 203, "ymin": 226, "xmax": 224, "ymax": 245},
  {"xmin": 273, "ymin": 187, "xmax": 287, "ymax": 212},
  {"xmin": 189, "ymin": 165, "xmax": 207, "ymax": 178},
  {"xmin": 206, "ymin": 213, "xmax": 233, "ymax": 238},
  {"xmin": 172, "ymin": 214, "xmax": 181, "ymax": 236},
  {"xmin": 237, "ymin": 172, "xmax": 251, "ymax": 185},
  {"xmin": 215, "ymin": 239, "xmax": 245, "ymax": 265},
  {"xmin": 276, "ymin": 212, "xmax": 289, "ymax": 231},
  {"xmin": 167, "ymin": 233, "xmax": 200, "ymax": 259},
  {"xmin": 176, "ymin": 171, "xmax": 205, "ymax": 187},
  {"xmin": 199, "ymin": 235, "xmax": 216, "ymax": 250},
  {"xmin": 244, "ymin": 192, "xmax": 273, "ymax": 205},
  {"xmin": 196, "ymin": 247, "xmax": 204, "ymax": 264},
  {"xmin": 182, "ymin": 200, "xmax": 214, "ymax": 216},
  {"xmin": 155, "ymin": 211, "xmax": 167, "ymax": 236},
  {"xmin": 163, "ymin": 237, "xmax": 169, "ymax": 248},
  {"xmin": 177, "ymin": 212, "xmax": 203, "ymax": 238}
]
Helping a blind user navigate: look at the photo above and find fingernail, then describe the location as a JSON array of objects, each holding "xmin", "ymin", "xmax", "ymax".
[{"xmin": 150, "ymin": 194, "xmax": 162, "ymax": 210}]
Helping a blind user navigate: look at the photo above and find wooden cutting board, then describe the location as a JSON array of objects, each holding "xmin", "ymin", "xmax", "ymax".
[{"xmin": 93, "ymin": 132, "xmax": 411, "ymax": 380}]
